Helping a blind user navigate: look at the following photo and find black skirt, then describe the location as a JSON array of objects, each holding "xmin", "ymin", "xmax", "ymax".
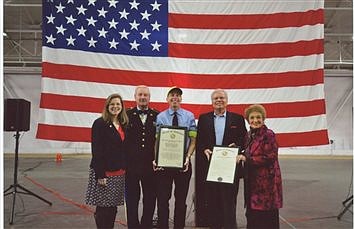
[
  {"xmin": 85, "ymin": 168, "xmax": 125, "ymax": 207},
  {"xmin": 246, "ymin": 208, "xmax": 279, "ymax": 229}
]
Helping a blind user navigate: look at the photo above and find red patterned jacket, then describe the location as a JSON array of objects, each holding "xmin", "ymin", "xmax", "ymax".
[{"xmin": 244, "ymin": 125, "xmax": 283, "ymax": 210}]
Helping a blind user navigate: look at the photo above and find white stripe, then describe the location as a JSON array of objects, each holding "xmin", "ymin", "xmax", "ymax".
[
  {"xmin": 266, "ymin": 114, "xmax": 328, "ymax": 133},
  {"xmin": 38, "ymin": 108, "xmax": 327, "ymax": 133},
  {"xmin": 169, "ymin": 24, "xmax": 323, "ymax": 45},
  {"xmin": 43, "ymin": 47, "xmax": 323, "ymax": 74},
  {"xmin": 169, "ymin": 0, "xmax": 323, "ymax": 14},
  {"xmin": 38, "ymin": 108, "xmax": 98, "ymax": 128},
  {"xmin": 41, "ymin": 77, "xmax": 325, "ymax": 104}
]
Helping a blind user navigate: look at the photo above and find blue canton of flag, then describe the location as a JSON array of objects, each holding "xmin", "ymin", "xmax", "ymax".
[{"xmin": 42, "ymin": 0, "xmax": 168, "ymax": 56}]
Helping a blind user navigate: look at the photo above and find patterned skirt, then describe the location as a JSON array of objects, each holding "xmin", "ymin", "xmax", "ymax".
[{"xmin": 85, "ymin": 168, "xmax": 125, "ymax": 207}]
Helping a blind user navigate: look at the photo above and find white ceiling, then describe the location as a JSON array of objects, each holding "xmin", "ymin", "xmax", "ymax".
[{"xmin": 3, "ymin": 0, "xmax": 353, "ymax": 74}]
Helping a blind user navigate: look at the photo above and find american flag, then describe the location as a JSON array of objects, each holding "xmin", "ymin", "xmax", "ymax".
[{"xmin": 37, "ymin": 0, "xmax": 329, "ymax": 148}]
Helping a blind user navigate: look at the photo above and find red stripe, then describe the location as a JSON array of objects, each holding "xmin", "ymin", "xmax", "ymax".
[
  {"xmin": 36, "ymin": 123, "xmax": 328, "ymax": 147},
  {"xmin": 276, "ymin": 130, "xmax": 329, "ymax": 147},
  {"xmin": 169, "ymin": 39, "xmax": 323, "ymax": 59},
  {"xmin": 40, "ymin": 93, "xmax": 326, "ymax": 118},
  {"xmin": 169, "ymin": 9, "xmax": 323, "ymax": 29},
  {"xmin": 40, "ymin": 93, "xmax": 105, "ymax": 113},
  {"xmin": 36, "ymin": 124, "xmax": 91, "ymax": 142},
  {"xmin": 42, "ymin": 63, "xmax": 324, "ymax": 89}
]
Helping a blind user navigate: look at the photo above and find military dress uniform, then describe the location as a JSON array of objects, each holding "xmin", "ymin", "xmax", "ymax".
[{"xmin": 125, "ymin": 107, "xmax": 159, "ymax": 228}]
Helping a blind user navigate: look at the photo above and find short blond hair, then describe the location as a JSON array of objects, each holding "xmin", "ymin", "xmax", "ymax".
[{"xmin": 244, "ymin": 104, "xmax": 266, "ymax": 120}]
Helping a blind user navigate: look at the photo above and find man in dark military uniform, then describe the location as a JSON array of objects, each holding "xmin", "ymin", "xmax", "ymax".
[{"xmin": 126, "ymin": 85, "xmax": 159, "ymax": 228}]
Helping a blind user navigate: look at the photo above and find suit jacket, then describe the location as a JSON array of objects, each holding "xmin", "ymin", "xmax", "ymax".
[
  {"xmin": 90, "ymin": 117, "xmax": 126, "ymax": 179},
  {"xmin": 196, "ymin": 111, "xmax": 247, "ymax": 181},
  {"xmin": 197, "ymin": 111, "xmax": 247, "ymax": 153},
  {"xmin": 195, "ymin": 111, "xmax": 247, "ymax": 226},
  {"xmin": 126, "ymin": 107, "xmax": 159, "ymax": 174}
]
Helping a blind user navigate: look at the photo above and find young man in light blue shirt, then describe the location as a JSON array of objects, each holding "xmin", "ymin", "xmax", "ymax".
[{"xmin": 154, "ymin": 86, "xmax": 197, "ymax": 229}]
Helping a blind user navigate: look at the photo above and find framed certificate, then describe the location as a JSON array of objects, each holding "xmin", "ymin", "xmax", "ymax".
[
  {"xmin": 206, "ymin": 146, "xmax": 239, "ymax": 184},
  {"xmin": 156, "ymin": 125, "xmax": 187, "ymax": 169}
]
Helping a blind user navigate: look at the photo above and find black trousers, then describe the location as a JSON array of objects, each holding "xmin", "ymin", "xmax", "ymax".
[
  {"xmin": 206, "ymin": 181, "xmax": 239, "ymax": 229},
  {"xmin": 95, "ymin": 206, "xmax": 117, "ymax": 229},
  {"xmin": 246, "ymin": 208, "xmax": 279, "ymax": 229},
  {"xmin": 126, "ymin": 170, "xmax": 157, "ymax": 228},
  {"xmin": 156, "ymin": 166, "xmax": 192, "ymax": 229}
]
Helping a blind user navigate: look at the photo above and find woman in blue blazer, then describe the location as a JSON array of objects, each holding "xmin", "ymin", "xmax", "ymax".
[{"xmin": 85, "ymin": 93, "xmax": 129, "ymax": 229}]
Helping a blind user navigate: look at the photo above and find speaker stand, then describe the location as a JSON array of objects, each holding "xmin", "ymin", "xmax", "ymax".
[
  {"xmin": 337, "ymin": 195, "xmax": 353, "ymax": 220},
  {"xmin": 4, "ymin": 131, "xmax": 52, "ymax": 225}
]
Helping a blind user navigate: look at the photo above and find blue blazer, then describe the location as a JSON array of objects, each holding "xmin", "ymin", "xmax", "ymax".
[{"xmin": 90, "ymin": 117, "xmax": 126, "ymax": 179}]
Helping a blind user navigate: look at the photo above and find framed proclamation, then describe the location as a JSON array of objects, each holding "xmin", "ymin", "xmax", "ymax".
[
  {"xmin": 206, "ymin": 146, "xmax": 239, "ymax": 184},
  {"xmin": 156, "ymin": 125, "xmax": 187, "ymax": 169}
]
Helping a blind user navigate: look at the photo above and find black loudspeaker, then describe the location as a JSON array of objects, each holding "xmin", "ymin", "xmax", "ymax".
[{"xmin": 4, "ymin": 99, "xmax": 31, "ymax": 132}]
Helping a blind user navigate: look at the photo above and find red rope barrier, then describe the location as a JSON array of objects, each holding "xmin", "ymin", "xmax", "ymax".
[{"xmin": 24, "ymin": 175, "xmax": 127, "ymax": 226}]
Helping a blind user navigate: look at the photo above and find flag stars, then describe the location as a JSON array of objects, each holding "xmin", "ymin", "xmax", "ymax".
[
  {"xmin": 151, "ymin": 41, "xmax": 162, "ymax": 51},
  {"xmin": 119, "ymin": 29, "xmax": 130, "ymax": 40},
  {"xmin": 88, "ymin": 0, "xmax": 97, "ymax": 6},
  {"xmin": 97, "ymin": 7, "xmax": 108, "ymax": 18},
  {"xmin": 46, "ymin": 34, "xmax": 56, "ymax": 45},
  {"xmin": 109, "ymin": 38, "xmax": 119, "ymax": 49},
  {"xmin": 77, "ymin": 26, "xmax": 87, "ymax": 36},
  {"xmin": 129, "ymin": 20, "xmax": 140, "ymax": 31},
  {"xmin": 151, "ymin": 21, "xmax": 162, "ymax": 31},
  {"xmin": 55, "ymin": 3, "xmax": 65, "ymax": 13},
  {"xmin": 66, "ymin": 35, "xmax": 76, "ymax": 46},
  {"xmin": 108, "ymin": 0, "xmax": 119, "ymax": 8},
  {"xmin": 141, "ymin": 10, "xmax": 151, "ymax": 21},
  {"xmin": 151, "ymin": 41, "xmax": 161, "ymax": 51},
  {"xmin": 119, "ymin": 9, "xmax": 130, "ymax": 20},
  {"xmin": 86, "ymin": 16, "xmax": 97, "ymax": 27},
  {"xmin": 130, "ymin": 40, "xmax": 140, "ymax": 51},
  {"xmin": 129, "ymin": 0, "xmax": 140, "ymax": 10},
  {"xmin": 151, "ymin": 1, "xmax": 161, "ymax": 11},
  {"xmin": 98, "ymin": 27, "xmax": 108, "ymax": 38},
  {"xmin": 108, "ymin": 18, "xmax": 118, "ymax": 29},
  {"xmin": 87, "ymin": 37, "xmax": 97, "ymax": 47},
  {"xmin": 77, "ymin": 5, "xmax": 87, "ymax": 15},
  {"xmin": 140, "ymin": 29, "xmax": 151, "ymax": 40},
  {"xmin": 44, "ymin": 0, "xmax": 166, "ymax": 55},
  {"xmin": 46, "ymin": 14, "xmax": 55, "ymax": 24},
  {"xmin": 56, "ymin": 24, "xmax": 67, "ymax": 35},
  {"xmin": 65, "ymin": 15, "xmax": 77, "ymax": 25}
]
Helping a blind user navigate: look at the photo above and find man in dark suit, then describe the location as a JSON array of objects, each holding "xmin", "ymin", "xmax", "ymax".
[
  {"xmin": 126, "ymin": 85, "xmax": 159, "ymax": 228},
  {"xmin": 196, "ymin": 89, "xmax": 247, "ymax": 228}
]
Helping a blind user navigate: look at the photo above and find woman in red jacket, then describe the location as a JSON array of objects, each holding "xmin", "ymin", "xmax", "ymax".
[{"xmin": 238, "ymin": 104, "xmax": 283, "ymax": 229}]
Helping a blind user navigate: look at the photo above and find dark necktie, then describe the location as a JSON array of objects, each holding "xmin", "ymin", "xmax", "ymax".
[
  {"xmin": 172, "ymin": 112, "xmax": 178, "ymax": 126},
  {"xmin": 138, "ymin": 110, "xmax": 148, "ymax": 115}
]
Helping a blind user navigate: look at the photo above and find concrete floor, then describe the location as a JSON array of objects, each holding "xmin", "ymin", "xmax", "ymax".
[{"xmin": 3, "ymin": 154, "xmax": 353, "ymax": 228}]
